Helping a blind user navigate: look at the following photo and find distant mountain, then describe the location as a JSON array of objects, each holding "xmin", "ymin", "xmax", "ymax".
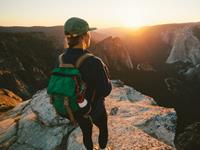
[
  {"xmin": 96, "ymin": 22, "xmax": 200, "ymax": 38},
  {"xmin": 90, "ymin": 31, "xmax": 109, "ymax": 43},
  {"xmin": 94, "ymin": 22, "xmax": 200, "ymax": 71},
  {"xmin": 0, "ymin": 26, "xmax": 107, "ymax": 45},
  {"xmin": 95, "ymin": 27, "xmax": 135, "ymax": 38},
  {"xmin": 1, "ymin": 22, "xmax": 200, "ymax": 100}
]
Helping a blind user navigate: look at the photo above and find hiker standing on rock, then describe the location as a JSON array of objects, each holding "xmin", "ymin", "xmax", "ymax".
[{"xmin": 49, "ymin": 17, "xmax": 112, "ymax": 150}]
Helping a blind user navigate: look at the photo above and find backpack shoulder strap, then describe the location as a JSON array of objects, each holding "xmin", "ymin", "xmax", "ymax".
[
  {"xmin": 58, "ymin": 53, "xmax": 74, "ymax": 68},
  {"xmin": 75, "ymin": 53, "xmax": 94, "ymax": 68},
  {"xmin": 58, "ymin": 53, "xmax": 64, "ymax": 65}
]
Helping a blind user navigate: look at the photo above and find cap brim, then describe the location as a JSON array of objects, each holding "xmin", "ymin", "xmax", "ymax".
[{"xmin": 89, "ymin": 27, "xmax": 97, "ymax": 31}]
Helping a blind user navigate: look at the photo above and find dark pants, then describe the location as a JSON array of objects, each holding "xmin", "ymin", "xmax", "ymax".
[{"xmin": 74, "ymin": 107, "xmax": 108, "ymax": 150}]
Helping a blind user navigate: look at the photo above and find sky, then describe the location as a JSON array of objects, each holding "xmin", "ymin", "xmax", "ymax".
[{"xmin": 1, "ymin": 0, "xmax": 200, "ymax": 28}]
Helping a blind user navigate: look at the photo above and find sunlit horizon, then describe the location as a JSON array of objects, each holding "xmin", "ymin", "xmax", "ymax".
[{"xmin": 1, "ymin": 0, "xmax": 200, "ymax": 29}]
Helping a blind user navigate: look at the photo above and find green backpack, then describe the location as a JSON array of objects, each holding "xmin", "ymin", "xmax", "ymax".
[{"xmin": 47, "ymin": 53, "xmax": 93, "ymax": 124}]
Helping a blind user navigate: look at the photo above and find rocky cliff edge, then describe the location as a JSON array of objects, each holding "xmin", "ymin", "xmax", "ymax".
[{"xmin": 0, "ymin": 81, "xmax": 176, "ymax": 150}]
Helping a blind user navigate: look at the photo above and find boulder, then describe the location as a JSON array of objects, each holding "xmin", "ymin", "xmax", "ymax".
[{"xmin": 0, "ymin": 89, "xmax": 71, "ymax": 150}]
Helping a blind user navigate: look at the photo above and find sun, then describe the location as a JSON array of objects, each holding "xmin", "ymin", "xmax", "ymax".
[{"xmin": 122, "ymin": 18, "xmax": 145, "ymax": 29}]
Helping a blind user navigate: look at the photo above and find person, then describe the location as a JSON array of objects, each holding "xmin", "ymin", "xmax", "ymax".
[{"xmin": 60, "ymin": 17, "xmax": 112, "ymax": 150}]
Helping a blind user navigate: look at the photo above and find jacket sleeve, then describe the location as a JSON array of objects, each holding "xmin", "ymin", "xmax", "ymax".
[{"xmin": 92, "ymin": 58, "xmax": 112, "ymax": 98}]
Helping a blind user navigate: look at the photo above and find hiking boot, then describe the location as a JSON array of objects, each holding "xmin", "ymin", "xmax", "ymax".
[
  {"xmin": 93, "ymin": 145, "xmax": 99, "ymax": 150},
  {"xmin": 99, "ymin": 147, "xmax": 111, "ymax": 150},
  {"xmin": 93, "ymin": 145, "xmax": 111, "ymax": 150}
]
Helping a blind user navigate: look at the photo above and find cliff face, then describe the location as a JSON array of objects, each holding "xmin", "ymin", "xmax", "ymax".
[
  {"xmin": 0, "ymin": 81, "xmax": 176, "ymax": 150},
  {"xmin": 163, "ymin": 24, "xmax": 200, "ymax": 65},
  {"xmin": 0, "ymin": 89, "xmax": 22, "ymax": 112},
  {"xmin": 0, "ymin": 32, "xmax": 58, "ymax": 99},
  {"xmin": 93, "ymin": 36, "xmax": 134, "ymax": 71}
]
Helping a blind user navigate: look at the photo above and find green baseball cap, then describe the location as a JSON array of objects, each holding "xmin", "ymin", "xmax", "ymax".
[{"xmin": 64, "ymin": 17, "xmax": 97, "ymax": 37}]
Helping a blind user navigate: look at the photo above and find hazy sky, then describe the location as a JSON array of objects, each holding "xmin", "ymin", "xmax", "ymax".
[{"xmin": 1, "ymin": 0, "xmax": 200, "ymax": 28}]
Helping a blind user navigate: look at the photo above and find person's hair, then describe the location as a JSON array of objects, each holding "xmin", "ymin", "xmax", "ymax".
[{"xmin": 65, "ymin": 32, "xmax": 87, "ymax": 48}]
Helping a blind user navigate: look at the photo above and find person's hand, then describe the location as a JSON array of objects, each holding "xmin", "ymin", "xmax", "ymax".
[{"xmin": 83, "ymin": 105, "xmax": 92, "ymax": 118}]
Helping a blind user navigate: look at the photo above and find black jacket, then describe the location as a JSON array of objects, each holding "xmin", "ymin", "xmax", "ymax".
[{"xmin": 58, "ymin": 48, "xmax": 112, "ymax": 119}]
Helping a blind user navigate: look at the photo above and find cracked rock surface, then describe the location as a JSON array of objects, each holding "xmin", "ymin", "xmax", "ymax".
[
  {"xmin": 67, "ymin": 83, "xmax": 176, "ymax": 150},
  {"xmin": 0, "ymin": 83, "xmax": 176, "ymax": 150},
  {"xmin": 0, "ymin": 89, "xmax": 71, "ymax": 150}
]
